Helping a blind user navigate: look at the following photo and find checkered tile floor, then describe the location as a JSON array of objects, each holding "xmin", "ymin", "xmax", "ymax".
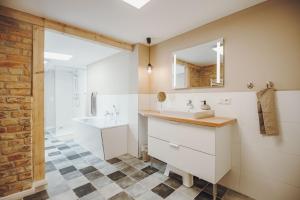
[{"xmin": 23, "ymin": 132, "xmax": 254, "ymax": 200}]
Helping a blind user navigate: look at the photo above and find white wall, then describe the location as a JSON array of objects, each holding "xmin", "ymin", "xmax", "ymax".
[
  {"xmin": 44, "ymin": 67, "xmax": 87, "ymax": 133},
  {"xmin": 44, "ymin": 70, "xmax": 55, "ymax": 130},
  {"xmin": 88, "ymin": 51, "xmax": 138, "ymax": 94},
  {"xmin": 141, "ymin": 90, "xmax": 300, "ymax": 200},
  {"xmin": 55, "ymin": 69, "xmax": 74, "ymax": 131},
  {"xmin": 87, "ymin": 51, "xmax": 139, "ymax": 157}
]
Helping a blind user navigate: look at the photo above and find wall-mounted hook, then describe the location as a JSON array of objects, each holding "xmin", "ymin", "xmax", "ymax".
[
  {"xmin": 247, "ymin": 81, "xmax": 254, "ymax": 89},
  {"xmin": 266, "ymin": 81, "xmax": 273, "ymax": 89}
]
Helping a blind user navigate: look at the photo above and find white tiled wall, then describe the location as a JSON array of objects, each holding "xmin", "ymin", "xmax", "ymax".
[
  {"xmin": 95, "ymin": 94, "xmax": 129, "ymax": 122},
  {"xmin": 140, "ymin": 91, "xmax": 300, "ymax": 200},
  {"xmin": 94, "ymin": 94, "xmax": 139, "ymax": 157}
]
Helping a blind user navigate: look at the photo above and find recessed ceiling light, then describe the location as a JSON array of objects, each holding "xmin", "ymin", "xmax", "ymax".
[
  {"xmin": 44, "ymin": 52, "xmax": 72, "ymax": 61},
  {"xmin": 122, "ymin": 0, "xmax": 151, "ymax": 9}
]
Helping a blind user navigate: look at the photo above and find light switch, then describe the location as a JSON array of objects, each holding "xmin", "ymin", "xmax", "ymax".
[{"xmin": 219, "ymin": 98, "xmax": 231, "ymax": 105}]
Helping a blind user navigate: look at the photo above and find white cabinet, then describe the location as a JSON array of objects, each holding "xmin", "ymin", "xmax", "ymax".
[{"xmin": 148, "ymin": 117, "xmax": 231, "ymax": 184}]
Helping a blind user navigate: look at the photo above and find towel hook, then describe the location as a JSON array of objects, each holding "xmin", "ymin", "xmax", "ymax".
[
  {"xmin": 247, "ymin": 81, "xmax": 254, "ymax": 89},
  {"xmin": 266, "ymin": 81, "xmax": 273, "ymax": 89}
]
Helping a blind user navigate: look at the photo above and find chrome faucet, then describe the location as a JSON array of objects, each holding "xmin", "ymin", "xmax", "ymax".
[
  {"xmin": 186, "ymin": 99, "xmax": 194, "ymax": 112},
  {"xmin": 104, "ymin": 110, "xmax": 113, "ymax": 117},
  {"xmin": 104, "ymin": 105, "xmax": 120, "ymax": 121},
  {"xmin": 112, "ymin": 105, "xmax": 120, "ymax": 119}
]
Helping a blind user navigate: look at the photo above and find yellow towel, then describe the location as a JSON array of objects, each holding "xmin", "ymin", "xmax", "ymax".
[{"xmin": 256, "ymin": 88, "xmax": 279, "ymax": 135}]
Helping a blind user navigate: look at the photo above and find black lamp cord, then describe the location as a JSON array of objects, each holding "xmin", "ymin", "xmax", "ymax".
[{"xmin": 147, "ymin": 37, "xmax": 151, "ymax": 66}]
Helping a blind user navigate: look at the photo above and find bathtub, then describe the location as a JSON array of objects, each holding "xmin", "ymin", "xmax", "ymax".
[{"xmin": 73, "ymin": 117, "xmax": 128, "ymax": 160}]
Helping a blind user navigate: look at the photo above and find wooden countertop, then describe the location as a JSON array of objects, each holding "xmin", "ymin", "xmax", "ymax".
[{"xmin": 139, "ymin": 110, "xmax": 236, "ymax": 127}]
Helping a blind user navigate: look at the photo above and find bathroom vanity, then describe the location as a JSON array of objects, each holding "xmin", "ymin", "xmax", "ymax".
[{"xmin": 140, "ymin": 110, "xmax": 236, "ymax": 189}]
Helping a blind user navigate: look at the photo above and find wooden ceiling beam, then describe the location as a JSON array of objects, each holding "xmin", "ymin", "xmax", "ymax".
[{"xmin": 0, "ymin": 6, "xmax": 134, "ymax": 51}]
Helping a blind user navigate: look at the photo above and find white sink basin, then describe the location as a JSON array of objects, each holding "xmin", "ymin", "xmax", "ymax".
[{"xmin": 160, "ymin": 110, "xmax": 215, "ymax": 119}]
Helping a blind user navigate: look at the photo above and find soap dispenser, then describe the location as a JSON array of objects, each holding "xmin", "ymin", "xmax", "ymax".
[{"xmin": 201, "ymin": 100, "xmax": 211, "ymax": 110}]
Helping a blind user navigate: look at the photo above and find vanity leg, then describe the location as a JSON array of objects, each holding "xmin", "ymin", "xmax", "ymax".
[
  {"xmin": 212, "ymin": 184, "xmax": 217, "ymax": 200},
  {"xmin": 164, "ymin": 164, "xmax": 170, "ymax": 177},
  {"xmin": 182, "ymin": 173, "xmax": 193, "ymax": 187}
]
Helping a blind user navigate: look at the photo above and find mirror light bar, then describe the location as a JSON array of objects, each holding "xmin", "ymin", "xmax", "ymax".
[
  {"xmin": 216, "ymin": 42, "xmax": 221, "ymax": 84},
  {"xmin": 212, "ymin": 45, "xmax": 223, "ymax": 55},
  {"xmin": 122, "ymin": 0, "xmax": 151, "ymax": 9},
  {"xmin": 44, "ymin": 52, "xmax": 72, "ymax": 61}
]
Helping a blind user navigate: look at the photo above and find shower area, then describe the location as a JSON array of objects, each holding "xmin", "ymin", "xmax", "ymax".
[
  {"xmin": 44, "ymin": 66, "xmax": 87, "ymax": 138},
  {"xmin": 43, "ymin": 29, "xmax": 138, "ymax": 158}
]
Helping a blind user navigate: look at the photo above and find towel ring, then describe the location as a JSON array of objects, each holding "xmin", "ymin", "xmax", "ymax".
[{"xmin": 266, "ymin": 81, "xmax": 273, "ymax": 89}]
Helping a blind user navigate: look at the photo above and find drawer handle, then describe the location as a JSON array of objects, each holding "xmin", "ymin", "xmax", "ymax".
[{"xmin": 169, "ymin": 142, "xmax": 179, "ymax": 148}]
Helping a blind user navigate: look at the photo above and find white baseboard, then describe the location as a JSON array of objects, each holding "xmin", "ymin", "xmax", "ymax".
[{"xmin": 0, "ymin": 179, "xmax": 48, "ymax": 200}]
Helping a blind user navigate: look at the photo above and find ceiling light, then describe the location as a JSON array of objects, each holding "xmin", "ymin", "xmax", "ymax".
[
  {"xmin": 146, "ymin": 37, "xmax": 152, "ymax": 74},
  {"xmin": 147, "ymin": 64, "xmax": 152, "ymax": 74},
  {"xmin": 44, "ymin": 52, "xmax": 72, "ymax": 61},
  {"xmin": 122, "ymin": 0, "xmax": 151, "ymax": 9}
]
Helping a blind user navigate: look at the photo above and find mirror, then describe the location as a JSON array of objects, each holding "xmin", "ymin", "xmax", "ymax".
[{"xmin": 172, "ymin": 38, "xmax": 224, "ymax": 89}]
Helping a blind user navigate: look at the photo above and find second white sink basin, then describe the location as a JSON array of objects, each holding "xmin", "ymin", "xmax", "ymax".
[{"xmin": 160, "ymin": 110, "xmax": 215, "ymax": 119}]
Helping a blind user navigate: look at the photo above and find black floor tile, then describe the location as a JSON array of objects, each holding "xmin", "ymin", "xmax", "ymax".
[
  {"xmin": 152, "ymin": 183, "xmax": 175, "ymax": 199},
  {"xmin": 56, "ymin": 144, "xmax": 67, "ymax": 148},
  {"xmin": 129, "ymin": 170, "xmax": 149, "ymax": 181},
  {"xmin": 121, "ymin": 166, "xmax": 139, "ymax": 175},
  {"xmin": 107, "ymin": 171, "xmax": 126, "ymax": 181},
  {"xmin": 193, "ymin": 176, "xmax": 209, "ymax": 189},
  {"xmin": 59, "ymin": 165, "xmax": 77, "ymax": 175},
  {"xmin": 58, "ymin": 146, "xmax": 70, "ymax": 150},
  {"xmin": 164, "ymin": 177, "xmax": 182, "ymax": 189},
  {"xmin": 73, "ymin": 183, "xmax": 96, "ymax": 198},
  {"xmin": 84, "ymin": 170, "xmax": 104, "ymax": 181},
  {"xmin": 23, "ymin": 190, "xmax": 49, "ymax": 200},
  {"xmin": 115, "ymin": 176, "xmax": 136, "ymax": 189},
  {"xmin": 45, "ymin": 161, "xmax": 56, "ymax": 173},
  {"xmin": 45, "ymin": 146, "xmax": 56, "ymax": 150},
  {"xmin": 65, "ymin": 139, "xmax": 75, "ymax": 143},
  {"xmin": 194, "ymin": 191, "xmax": 221, "ymax": 200},
  {"xmin": 52, "ymin": 158, "xmax": 68, "ymax": 164},
  {"xmin": 203, "ymin": 184, "xmax": 227, "ymax": 198},
  {"xmin": 69, "ymin": 143, "xmax": 80, "ymax": 147},
  {"xmin": 79, "ymin": 166, "xmax": 97, "ymax": 175},
  {"xmin": 169, "ymin": 171, "xmax": 183, "ymax": 182},
  {"xmin": 141, "ymin": 166, "xmax": 159, "ymax": 175},
  {"xmin": 80, "ymin": 151, "xmax": 92, "ymax": 157},
  {"xmin": 108, "ymin": 191, "xmax": 134, "ymax": 200},
  {"xmin": 63, "ymin": 150, "xmax": 77, "ymax": 156},
  {"xmin": 107, "ymin": 157, "xmax": 122, "ymax": 164},
  {"xmin": 67, "ymin": 154, "xmax": 81, "ymax": 160},
  {"xmin": 48, "ymin": 151, "xmax": 61, "ymax": 156},
  {"xmin": 63, "ymin": 170, "xmax": 82, "ymax": 181}
]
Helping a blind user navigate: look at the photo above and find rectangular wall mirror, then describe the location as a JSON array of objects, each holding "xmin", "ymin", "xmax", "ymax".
[{"xmin": 172, "ymin": 38, "xmax": 224, "ymax": 89}]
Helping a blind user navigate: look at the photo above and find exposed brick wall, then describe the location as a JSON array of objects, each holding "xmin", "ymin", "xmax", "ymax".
[
  {"xmin": 0, "ymin": 15, "xmax": 33, "ymax": 197},
  {"xmin": 189, "ymin": 65, "xmax": 217, "ymax": 87}
]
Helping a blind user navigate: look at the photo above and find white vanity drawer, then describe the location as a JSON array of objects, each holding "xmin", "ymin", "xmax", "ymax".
[
  {"xmin": 148, "ymin": 117, "xmax": 216, "ymax": 155},
  {"xmin": 148, "ymin": 136, "xmax": 216, "ymax": 183}
]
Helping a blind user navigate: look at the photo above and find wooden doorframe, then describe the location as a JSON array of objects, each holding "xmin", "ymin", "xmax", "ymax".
[
  {"xmin": 0, "ymin": 5, "xmax": 136, "ymax": 183},
  {"xmin": 32, "ymin": 25, "xmax": 45, "ymax": 181},
  {"xmin": 0, "ymin": 6, "xmax": 133, "ymax": 51}
]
